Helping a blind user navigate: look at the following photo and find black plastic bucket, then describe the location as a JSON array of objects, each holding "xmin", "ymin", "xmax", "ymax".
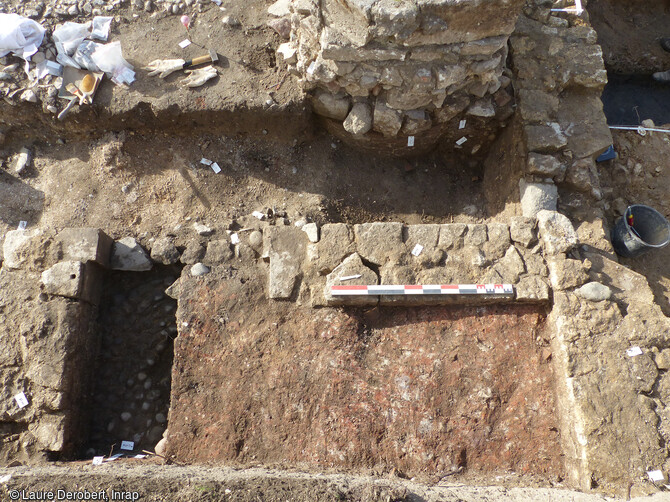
[{"xmin": 611, "ymin": 204, "xmax": 670, "ymax": 258}]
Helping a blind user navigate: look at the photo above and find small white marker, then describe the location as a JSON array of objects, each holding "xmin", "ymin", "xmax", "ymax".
[
  {"xmin": 647, "ymin": 470, "xmax": 666, "ymax": 483},
  {"xmin": 459, "ymin": 119, "xmax": 467, "ymax": 129},
  {"xmin": 179, "ymin": 39, "xmax": 192, "ymax": 49},
  {"xmin": 17, "ymin": 221, "xmax": 27, "ymax": 230},
  {"xmin": 339, "ymin": 274, "xmax": 362, "ymax": 281},
  {"xmin": 407, "ymin": 136, "xmax": 415, "ymax": 147},
  {"xmin": 133, "ymin": 454, "xmax": 147, "ymax": 459},
  {"xmin": 92, "ymin": 456, "xmax": 104, "ymax": 465},
  {"xmin": 306, "ymin": 61, "xmax": 316, "ymax": 75},
  {"xmin": 14, "ymin": 392, "xmax": 29, "ymax": 409},
  {"xmin": 411, "ymin": 244, "xmax": 424, "ymax": 257},
  {"xmin": 200, "ymin": 158, "xmax": 212, "ymax": 166},
  {"xmin": 456, "ymin": 137, "xmax": 467, "ymax": 146},
  {"xmin": 210, "ymin": 162, "xmax": 221, "ymax": 174},
  {"xmin": 0, "ymin": 474, "xmax": 11, "ymax": 483},
  {"xmin": 230, "ymin": 233, "xmax": 240, "ymax": 245},
  {"xmin": 106, "ymin": 453, "xmax": 123, "ymax": 462},
  {"xmin": 626, "ymin": 346, "xmax": 643, "ymax": 357},
  {"xmin": 120, "ymin": 440, "xmax": 135, "ymax": 451},
  {"xmin": 252, "ymin": 211, "xmax": 265, "ymax": 220}
]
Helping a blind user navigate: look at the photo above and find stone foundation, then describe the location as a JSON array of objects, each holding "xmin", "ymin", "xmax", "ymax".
[{"xmin": 281, "ymin": 0, "xmax": 524, "ymax": 153}]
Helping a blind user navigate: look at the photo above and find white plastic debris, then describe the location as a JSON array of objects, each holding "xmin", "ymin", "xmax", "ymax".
[
  {"xmin": 411, "ymin": 244, "xmax": 423, "ymax": 256},
  {"xmin": 90, "ymin": 16, "xmax": 113, "ymax": 42},
  {"xmin": 252, "ymin": 211, "xmax": 265, "ymax": 220},
  {"xmin": 340, "ymin": 274, "xmax": 362, "ymax": 281},
  {"xmin": 179, "ymin": 39, "xmax": 191, "ymax": 49},
  {"xmin": 459, "ymin": 119, "xmax": 467, "ymax": 129},
  {"xmin": 0, "ymin": 474, "xmax": 11, "ymax": 483},
  {"xmin": 407, "ymin": 136, "xmax": 415, "ymax": 147},
  {"xmin": 92, "ymin": 456, "xmax": 104, "ymax": 465},
  {"xmin": 120, "ymin": 440, "xmax": 134, "ymax": 450},
  {"xmin": 17, "ymin": 221, "xmax": 27, "ymax": 230},
  {"xmin": 0, "ymin": 14, "xmax": 46, "ymax": 60},
  {"xmin": 210, "ymin": 162, "xmax": 221, "ymax": 174},
  {"xmin": 200, "ymin": 158, "xmax": 213, "ymax": 166},
  {"xmin": 230, "ymin": 233, "xmax": 240, "ymax": 245},
  {"xmin": 105, "ymin": 453, "xmax": 123, "ymax": 462},
  {"xmin": 53, "ymin": 21, "xmax": 91, "ymax": 57},
  {"xmin": 456, "ymin": 137, "xmax": 467, "ymax": 146},
  {"xmin": 14, "ymin": 392, "xmax": 29, "ymax": 408},
  {"xmin": 306, "ymin": 61, "xmax": 316, "ymax": 75},
  {"xmin": 133, "ymin": 454, "xmax": 147, "ymax": 459},
  {"xmin": 647, "ymin": 470, "xmax": 667, "ymax": 483},
  {"xmin": 91, "ymin": 41, "xmax": 135, "ymax": 84},
  {"xmin": 626, "ymin": 346, "xmax": 643, "ymax": 357}
]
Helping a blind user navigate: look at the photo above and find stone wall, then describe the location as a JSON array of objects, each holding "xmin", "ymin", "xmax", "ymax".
[
  {"xmin": 0, "ymin": 228, "xmax": 110, "ymax": 463},
  {"xmin": 279, "ymin": 0, "xmax": 524, "ymax": 154}
]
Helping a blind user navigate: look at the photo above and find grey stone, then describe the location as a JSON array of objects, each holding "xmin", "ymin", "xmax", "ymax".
[
  {"xmin": 165, "ymin": 278, "xmax": 181, "ymax": 300},
  {"xmin": 354, "ymin": 222, "xmax": 404, "ymax": 266},
  {"xmin": 180, "ymin": 240, "xmax": 206, "ymax": 265},
  {"xmin": 434, "ymin": 64, "xmax": 467, "ymax": 89},
  {"xmin": 155, "ymin": 437, "xmax": 167, "ymax": 456},
  {"xmin": 370, "ymin": 0, "xmax": 419, "ymax": 39},
  {"xmin": 324, "ymin": 253, "xmax": 378, "ymax": 306},
  {"xmin": 527, "ymin": 153, "xmax": 565, "ymax": 178},
  {"xmin": 516, "ymin": 275, "xmax": 550, "ymax": 301},
  {"xmin": 517, "ymin": 89, "xmax": 559, "ymax": 123},
  {"xmin": 265, "ymin": 226, "xmax": 307, "ymax": 299},
  {"xmin": 20, "ymin": 90, "xmax": 38, "ymax": 103},
  {"xmin": 302, "ymin": 223, "xmax": 319, "ymax": 243},
  {"xmin": 628, "ymin": 353, "xmax": 658, "ymax": 394},
  {"xmin": 268, "ymin": 0, "xmax": 291, "ymax": 17},
  {"xmin": 467, "ymin": 99, "xmax": 495, "ymax": 117},
  {"xmin": 510, "ymin": 216, "xmax": 537, "ymax": 247},
  {"xmin": 464, "ymin": 224, "xmax": 487, "ymax": 247},
  {"xmin": 2, "ymin": 229, "xmax": 43, "ymax": 270},
  {"xmin": 564, "ymin": 157, "xmax": 601, "ymax": 198},
  {"xmin": 373, "ymin": 100, "xmax": 402, "ymax": 136},
  {"xmin": 29, "ymin": 415, "xmax": 66, "ymax": 451},
  {"xmin": 536, "ymin": 210, "xmax": 578, "ymax": 255},
  {"xmin": 575, "ymin": 282, "xmax": 612, "ymax": 302},
  {"xmin": 482, "ymin": 223, "xmax": 510, "ymax": 260},
  {"xmin": 58, "ymin": 228, "xmax": 113, "ymax": 268},
  {"xmin": 40, "ymin": 261, "xmax": 94, "ymax": 302},
  {"xmin": 519, "ymin": 179, "xmax": 558, "ymax": 218},
  {"xmin": 524, "ymin": 123, "xmax": 567, "ymax": 153},
  {"xmin": 150, "ymin": 237, "xmax": 180, "ymax": 265},
  {"xmin": 343, "ymin": 103, "xmax": 373, "ymax": 136},
  {"xmin": 547, "ymin": 256, "xmax": 588, "ymax": 290},
  {"xmin": 401, "ymin": 109, "xmax": 432, "ymax": 135},
  {"xmin": 12, "ymin": 147, "xmax": 31, "ymax": 176},
  {"xmin": 311, "ymin": 223, "xmax": 356, "ymax": 275},
  {"xmin": 312, "ymin": 90, "xmax": 350, "ymax": 120},
  {"xmin": 111, "ymin": 238, "xmax": 152, "ymax": 271},
  {"xmin": 438, "ymin": 224, "xmax": 467, "ymax": 249},
  {"xmin": 268, "ymin": 17, "xmax": 291, "ymax": 39},
  {"xmin": 203, "ymin": 239, "xmax": 233, "ymax": 265},
  {"xmin": 404, "ymin": 224, "xmax": 440, "ymax": 251},
  {"xmin": 248, "ymin": 230, "xmax": 263, "ymax": 250},
  {"xmin": 190, "ymin": 263, "xmax": 210, "ymax": 276},
  {"xmin": 654, "ymin": 349, "xmax": 670, "ymax": 371},
  {"xmin": 498, "ymin": 245, "xmax": 525, "ymax": 282},
  {"xmin": 193, "ymin": 222, "xmax": 213, "ymax": 236},
  {"xmin": 523, "ymin": 252, "xmax": 548, "ymax": 276}
]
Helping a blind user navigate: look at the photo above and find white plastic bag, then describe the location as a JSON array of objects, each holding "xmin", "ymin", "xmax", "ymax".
[
  {"xmin": 90, "ymin": 16, "xmax": 112, "ymax": 42},
  {"xmin": 52, "ymin": 21, "xmax": 91, "ymax": 56},
  {"xmin": 0, "ymin": 13, "xmax": 46, "ymax": 59}
]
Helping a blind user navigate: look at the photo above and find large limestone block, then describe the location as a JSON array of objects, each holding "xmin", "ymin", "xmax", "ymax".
[
  {"xmin": 547, "ymin": 256, "xmax": 588, "ymax": 291},
  {"xmin": 57, "ymin": 228, "xmax": 113, "ymax": 268},
  {"xmin": 324, "ymin": 252, "xmax": 378, "ymax": 306},
  {"xmin": 321, "ymin": 0, "xmax": 373, "ymax": 47},
  {"xmin": 519, "ymin": 179, "xmax": 558, "ymax": 218},
  {"xmin": 2, "ymin": 229, "xmax": 58, "ymax": 271},
  {"xmin": 524, "ymin": 123, "xmax": 567, "ymax": 153},
  {"xmin": 41, "ymin": 261, "xmax": 92, "ymax": 302},
  {"xmin": 111, "ymin": 237, "xmax": 153, "ymax": 271},
  {"xmin": 372, "ymin": 99, "xmax": 403, "ymax": 136},
  {"xmin": 510, "ymin": 216, "xmax": 537, "ymax": 248},
  {"xmin": 312, "ymin": 89, "xmax": 351, "ymax": 120},
  {"xmin": 516, "ymin": 275, "xmax": 550, "ymax": 301},
  {"xmin": 265, "ymin": 226, "xmax": 307, "ymax": 299},
  {"xmin": 343, "ymin": 103, "xmax": 373, "ymax": 135},
  {"xmin": 354, "ymin": 222, "xmax": 404, "ymax": 266},
  {"xmin": 310, "ymin": 223, "xmax": 356, "ymax": 275},
  {"xmin": 536, "ymin": 210, "xmax": 578, "ymax": 255}
]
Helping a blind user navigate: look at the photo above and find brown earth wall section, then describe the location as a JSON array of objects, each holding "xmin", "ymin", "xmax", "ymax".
[{"xmin": 168, "ymin": 274, "xmax": 564, "ymax": 478}]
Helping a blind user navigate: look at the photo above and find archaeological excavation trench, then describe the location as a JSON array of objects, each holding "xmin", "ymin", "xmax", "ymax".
[{"xmin": 2, "ymin": 0, "xmax": 670, "ymax": 500}]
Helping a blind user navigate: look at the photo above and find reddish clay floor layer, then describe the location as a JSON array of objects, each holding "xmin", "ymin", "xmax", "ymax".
[{"xmin": 168, "ymin": 273, "xmax": 562, "ymax": 479}]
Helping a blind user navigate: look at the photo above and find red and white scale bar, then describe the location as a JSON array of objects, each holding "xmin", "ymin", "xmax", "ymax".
[{"xmin": 331, "ymin": 284, "xmax": 514, "ymax": 296}]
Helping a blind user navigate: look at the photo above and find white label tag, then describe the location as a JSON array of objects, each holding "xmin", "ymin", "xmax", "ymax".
[
  {"xmin": 92, "ymin": 456, "xmax": 104, "ymax": 465},
  {"xmin": 17, "ymin": 221, "xmax": 27, "ymax": 230},
  {"xmin": 456, "ymin": 137, "xmax": 467, "ymax": 146},
  {"xmin": 179, "ymin": 39, "xmax": 192, "ymax": 49},
  {"xmin": 210, "ymin": 162, "xmax": 221, "ymax": 173},
  {"xmin": 14, "ymin": 392, "xmax": 29, "ymax": 408},
  {"xmin": 626, "ymin": 346, "xmax": 643, "ymax": 357},
  {"xmin": 407, "ymin": 136, "xmax": 415, "ymax": 147},
  {"xmin": 120, "ymin": 440, "xmax": 134, "ymax": 450},
  {"xmin": 411, "ymin": 244, "xmax": 424, "ymax": 256},
  {"xmin": 340, "ymin": 274, "xmax": 362, "ymax": 281},
  {"xmin": 200, "ymin": 158, "xmax": 212, "ymax": 166},
  {"xmin": 459, "ymin": 119, "xmax": 467, "ymax": 129},
  {"xmin": 230, "ymin": 233, "xmax": 240, "ymax": 245}
]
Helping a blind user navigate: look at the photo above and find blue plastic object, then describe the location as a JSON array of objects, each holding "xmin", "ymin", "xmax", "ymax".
[{"xmin": 596, "ymin": 145, "xmax": 617, "ymax": 162}]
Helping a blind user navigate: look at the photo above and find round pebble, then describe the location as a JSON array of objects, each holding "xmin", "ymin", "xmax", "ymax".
[
  {"xmin": 190, "ymin": 263, "xmax": 210, "ymax": 276},
  {"xmin": 121, "ymin": 412, "xmax": 132, "ymax": 422}
]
